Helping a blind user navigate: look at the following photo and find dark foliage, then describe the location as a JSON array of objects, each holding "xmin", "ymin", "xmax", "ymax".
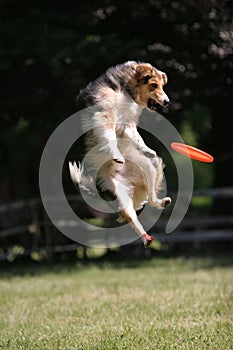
[{"xmin": 0, "ymin": 0, "xmax": 232, "ymax": 204}]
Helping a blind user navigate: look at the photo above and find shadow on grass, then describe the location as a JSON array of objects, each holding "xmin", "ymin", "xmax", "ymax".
[{"xmin": 0, "ymin": 242, "xmax": 232, "ymax": 279}]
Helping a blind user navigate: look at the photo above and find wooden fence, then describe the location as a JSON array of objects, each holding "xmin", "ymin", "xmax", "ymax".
[{"xmin": 0, "ymin": 187, "xmax": 233, "ymax": 261}]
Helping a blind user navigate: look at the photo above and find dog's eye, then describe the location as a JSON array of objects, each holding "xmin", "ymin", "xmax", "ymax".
[{"xmin": 151, "ymin": 83, "xmax": 158, "ymax": 89}]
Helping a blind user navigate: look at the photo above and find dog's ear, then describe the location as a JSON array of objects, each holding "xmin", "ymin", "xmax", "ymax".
[{"xmin": 161, "ymin": 72, "xmax": 168, "ymax": 85}]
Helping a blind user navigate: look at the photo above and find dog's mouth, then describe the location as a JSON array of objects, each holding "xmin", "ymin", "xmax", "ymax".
[{"xmin": 147, "ymin": 98, "xmax": 161, "ymax": 111}]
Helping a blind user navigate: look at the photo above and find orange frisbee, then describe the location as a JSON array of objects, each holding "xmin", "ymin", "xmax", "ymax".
[{"xmin": 171, "ymin": 142, "xmax": 214, "ymax": 163}]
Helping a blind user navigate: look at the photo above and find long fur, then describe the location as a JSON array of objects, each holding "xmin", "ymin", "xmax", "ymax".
[{"xmin": 69, "ymin": 61, "xmax": 171, "ymax": 247}]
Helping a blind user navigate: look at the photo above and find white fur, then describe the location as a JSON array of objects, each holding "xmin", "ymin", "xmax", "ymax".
[
  {"xmin": 69, "ymin": 161, "xmax": 83, "ymax": 185},
  {"xmin": 69, "ymin": 62, "xmax": 172, "ymax": 247}
]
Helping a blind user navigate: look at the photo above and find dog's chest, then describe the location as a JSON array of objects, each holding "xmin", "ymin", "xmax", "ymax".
[{"xmin": 114, "ymin": 91, "xmax": 142, "ymax": 127}]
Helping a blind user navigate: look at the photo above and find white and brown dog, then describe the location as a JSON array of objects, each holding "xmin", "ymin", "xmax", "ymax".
[{"xmin": 69, "ymin": 61, "xmax": 171, "ymax": 247}]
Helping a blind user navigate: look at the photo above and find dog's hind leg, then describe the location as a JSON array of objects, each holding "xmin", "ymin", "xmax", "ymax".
[
  {"xmin": 125, "ymin": 151, "xmax": 171, "ymax": 209},
  {"xmin": 112, "ymin": 178, "xmax": 153, "ymax": 248},
  {"xmin": 135, "ymin": 154, "xmax": 171, "ymax": 209},
  {"xmin": 149, "ymin": 156, "xmax": 172, "ymax": 209}
]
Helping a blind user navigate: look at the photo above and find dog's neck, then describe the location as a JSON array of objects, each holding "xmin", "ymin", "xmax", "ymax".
[
  {"xmin": 124, "ymin": 74, "xmax": 145, "ymax": 108},
  {"xmin": 128, "ymin": 85, "xmax": 142, "ymax": 107}
]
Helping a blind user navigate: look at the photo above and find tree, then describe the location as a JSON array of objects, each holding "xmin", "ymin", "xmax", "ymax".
[{"xmin": 0, "ymin": 0, "xmax": 232, "ymax": 204}]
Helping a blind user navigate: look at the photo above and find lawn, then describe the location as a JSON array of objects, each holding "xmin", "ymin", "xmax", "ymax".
[{"xmin": 0, "ymin": 254, "xmax": 232, "ymax": 350}]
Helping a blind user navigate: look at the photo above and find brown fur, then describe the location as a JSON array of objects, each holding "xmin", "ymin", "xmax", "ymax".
[{"xmin": 69, "ymin": 61, "xmax": 171, "ymax": 247}]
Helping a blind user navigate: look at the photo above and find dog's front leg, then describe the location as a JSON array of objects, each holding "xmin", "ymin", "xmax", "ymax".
[
  {"xmin": 123, "ymin": 125, "xmax": 157, "ymax": 159},
  {"xmin": 94, "ymin": 111, "xmax": 125, "ymax": 164}
]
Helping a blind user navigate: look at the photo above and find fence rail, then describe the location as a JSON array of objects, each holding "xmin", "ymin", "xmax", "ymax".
[{"xmin": 0, "ymin": 187, "xmax": 233, "ymax": 261}]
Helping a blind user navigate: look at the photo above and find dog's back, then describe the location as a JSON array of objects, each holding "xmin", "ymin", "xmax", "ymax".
[{"xmin": 76, "ymin": 61, "xmax": 137, "ymax": 111}]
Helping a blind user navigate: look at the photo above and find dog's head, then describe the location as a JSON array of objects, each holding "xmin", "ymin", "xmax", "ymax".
[{"xmin": 133, "ymin": 63, "xmax": 169, "ymax": 111}]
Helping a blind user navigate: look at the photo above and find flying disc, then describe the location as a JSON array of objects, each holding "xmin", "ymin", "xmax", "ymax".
[{"xmin": 171, "ymin": 142, "xmax": 214, "ymax": 163}]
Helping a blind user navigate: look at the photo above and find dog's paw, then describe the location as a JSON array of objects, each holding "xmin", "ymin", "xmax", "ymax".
[
  {"xmin": 149, "ymin": 196, "xmax": 172, "ymax": 209},
  {"xmin": 161, "ymin": 196, "xmax": 172, "ymax": 208},
  {"xmin": 142, "ymin": 233, "xmax": 154, "ymax": 248}
]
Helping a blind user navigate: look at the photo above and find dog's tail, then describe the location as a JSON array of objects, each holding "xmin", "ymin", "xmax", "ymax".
[{"xmin": 69, "ymin": 161, "xmax": 98, "ymax": 195}]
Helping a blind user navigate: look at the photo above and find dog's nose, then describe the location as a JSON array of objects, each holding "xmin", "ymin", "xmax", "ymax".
[{"xmin": 163, "ymin": 97, "xmax": 170, "ymax": 107}]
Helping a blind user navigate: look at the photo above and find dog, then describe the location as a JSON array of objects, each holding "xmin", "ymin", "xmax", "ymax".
[{"xmin": 69, "ymin": 61, "xmax": 171, "ymax": 247}]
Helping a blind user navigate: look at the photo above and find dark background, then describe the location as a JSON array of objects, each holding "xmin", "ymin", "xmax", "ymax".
[{"xmin": 0, "ymin": 0, "xmax": 232, "ymax": 210}]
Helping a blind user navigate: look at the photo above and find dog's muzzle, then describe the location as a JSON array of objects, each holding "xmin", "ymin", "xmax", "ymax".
[
  {"xmin": 163, "ymin": 97, "xmax": 170, "ymax": 107},
  {"xmin": 147, "ymin": 97, "xmax": 169, "ymax": 110}
]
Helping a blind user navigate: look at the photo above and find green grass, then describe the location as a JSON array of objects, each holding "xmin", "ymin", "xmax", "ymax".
[{"xmin": 0, "ymin": 255, "xmax": 233, "ymax": 350}]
